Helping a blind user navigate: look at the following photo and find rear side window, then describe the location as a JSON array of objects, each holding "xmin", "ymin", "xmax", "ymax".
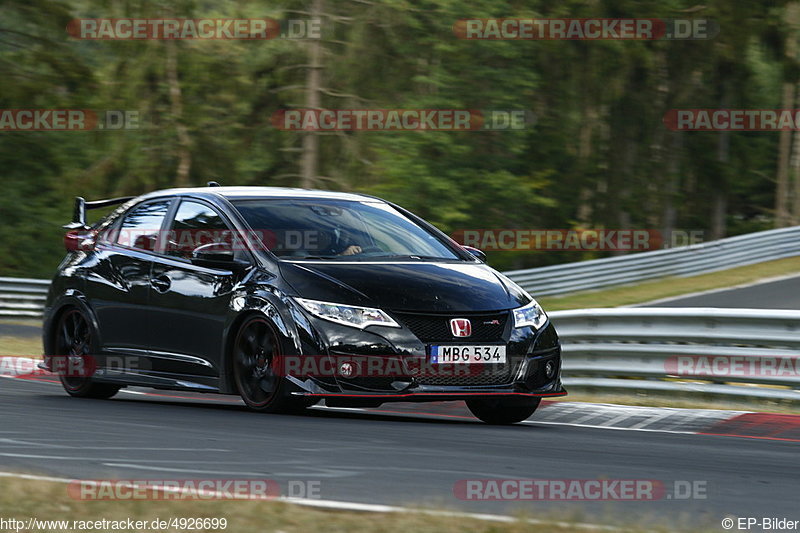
[{"xmin": 116, "ymin": 200, "xmax": 172, "ymax": 251}]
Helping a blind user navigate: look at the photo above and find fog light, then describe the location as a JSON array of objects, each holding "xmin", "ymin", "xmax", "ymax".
[{"xmin": 544, "ymin": 360, "xmax": 556, "ymax": 379}]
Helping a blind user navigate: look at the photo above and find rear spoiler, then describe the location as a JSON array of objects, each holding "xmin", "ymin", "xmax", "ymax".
[{"xmin": 64, "ymin": 196, "xmax": 135, "ymax": 229}]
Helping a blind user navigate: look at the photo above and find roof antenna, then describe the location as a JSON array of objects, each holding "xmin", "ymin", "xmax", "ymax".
[{"xmin": 207, "ymin": 180, "xmax": 221, "ymax": 187}]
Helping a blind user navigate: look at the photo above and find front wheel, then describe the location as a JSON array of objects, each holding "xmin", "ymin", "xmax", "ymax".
[
  {"xmin": 232, "ymin": 316, "xmax": 311, "ymax": 414},
  {"xmin": 466, "ymin": 397, "xmax": 541, "ymax": 425}
]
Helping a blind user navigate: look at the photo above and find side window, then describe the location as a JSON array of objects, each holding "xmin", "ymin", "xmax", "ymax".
[
  {"xmin": 166, "ymin": 201, "xmax": 234, "ymax": 259},
  {"xmin": 116, "ymin": 200, "xmax": 172, "ymax": 252}
]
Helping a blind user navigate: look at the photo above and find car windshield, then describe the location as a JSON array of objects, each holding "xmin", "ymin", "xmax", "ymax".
[{"xmin": 231, "ymin": 199, "xmax": 462, "ymax": 261}]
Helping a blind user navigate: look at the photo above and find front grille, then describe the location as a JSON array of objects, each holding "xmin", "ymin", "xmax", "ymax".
[
  {"xmin": 415, "ymin": 361, "xmax": 517, "ymax": 386},
  {"xmin": 337, "ymin": 376, "xmax": 400, "ymax": 391},
  {"xmin": 393, "ymin": 311, "xmax": 509, "ymax": 343}
]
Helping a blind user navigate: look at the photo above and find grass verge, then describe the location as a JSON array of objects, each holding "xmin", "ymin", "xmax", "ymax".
[
  {"xmin": 0, "ymin": 336, "xmax": 41, "ymax": 356},
  {"xmin": 0, "ymin": 476, "xmax": 717, "ymax": 533},
  {"xmin": 539, "ymin": 256, "xmax": 800, "ymax": 311}
]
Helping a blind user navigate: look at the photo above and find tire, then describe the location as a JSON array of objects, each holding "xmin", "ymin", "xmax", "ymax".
[
  {"xmin": 54, "ymin": 308, "xmax": 120, "ymax": 399},
  {"xmin": 232, "ymin": 316, "xmax": 310, "ymax": 414},
  {"xmin": 466, "ymin": 397, "xmax": 541, "ymax": 425}
]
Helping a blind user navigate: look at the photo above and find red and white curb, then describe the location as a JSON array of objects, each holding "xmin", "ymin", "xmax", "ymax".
[
  {"xmin": 320, "ymin": 398, "xmax": 800, "ymax": 442},
  {"xmin": 3, "ymin": 356, "xmax": 799, "ymax": 442},
  {"xmin": 533, "ymin": 402, "xmax": 800, "ymax": 441}
]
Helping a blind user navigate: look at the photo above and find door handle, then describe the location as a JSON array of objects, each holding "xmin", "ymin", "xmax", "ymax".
[{"xmin": 151, "ymin": 275, "xmax": 171, "ymax": 293}]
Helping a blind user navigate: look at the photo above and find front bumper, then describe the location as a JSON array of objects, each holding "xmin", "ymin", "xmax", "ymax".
[{"xmin": 288, "ymin": 313, "xmax": 566, "ymax": 402}]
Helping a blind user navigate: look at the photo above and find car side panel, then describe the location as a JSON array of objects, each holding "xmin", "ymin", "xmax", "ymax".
[
  {"xmin": 146, "ymin": 256, "xmax": 240, "ymax": 376},
  {"xmin": 86, "ymin": 245, "xmax": 152, "ymax": 353}
]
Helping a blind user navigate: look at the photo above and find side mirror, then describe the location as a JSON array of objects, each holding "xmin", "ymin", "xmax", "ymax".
[
  {"xmin": 462, "ymin": 245, "xmax": 486, "ymax": 262},
  {"xmin": 191, "ymin": 242, "xmax": 239, "ymax": 269}
]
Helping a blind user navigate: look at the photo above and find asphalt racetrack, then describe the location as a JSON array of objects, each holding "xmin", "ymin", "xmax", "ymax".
[
  {"xmin": 646, "ymin": 274, "xmax": 800, "ymax": 309},
  {"xmin": 2, "ymin": 274, "xmax": 798, "ymax": 527},
  {"xmin": 0, "ymin": 376, "xmax": 796, "ymax": 528}
]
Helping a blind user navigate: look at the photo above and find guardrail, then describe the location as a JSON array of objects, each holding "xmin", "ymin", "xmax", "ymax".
[
  {"xmin": 551, "ymin": 307, "xmax": 800, "ymax": 402},
  {"xmin": 0, "ymin": 277, "xmax": 50, "ymax": 318},
  {"xmin": 505, "ymin": 225, "xmax": 800, "ymax": 297}
]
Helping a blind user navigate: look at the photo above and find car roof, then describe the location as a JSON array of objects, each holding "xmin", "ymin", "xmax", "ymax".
[{"xmin": 141, "ymin": 186, "xmax": 379, "ymax": 203}]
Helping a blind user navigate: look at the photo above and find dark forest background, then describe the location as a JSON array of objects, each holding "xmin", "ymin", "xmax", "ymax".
[{"xmin": 2, "ymin": 0, "xmax": 799, "ymax": 277}]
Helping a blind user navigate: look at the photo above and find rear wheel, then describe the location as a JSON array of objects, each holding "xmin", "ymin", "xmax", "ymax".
[
  {"xmin": 466, "ymin": 397, "xmax": 541, "ymax": 425},
  {"xmin": 232, "ymin": 316, "xmax": 310, "ymax": 414},
  {"xmin": 54, "ymin": 308, "xmax": 120, "ymax": 399}
]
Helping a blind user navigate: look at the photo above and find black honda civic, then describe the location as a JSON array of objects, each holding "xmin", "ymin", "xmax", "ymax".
[{"xmin": 42, "ymin": 186, "xmax": 565, "ymax": 424}]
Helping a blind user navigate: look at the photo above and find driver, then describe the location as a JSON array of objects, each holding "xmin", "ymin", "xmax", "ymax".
[
  {"xmin": 330, "ymin": 227, "xmax": 362, "ymax": 256},
  {"xmin": 339, "ymin": 244, "xmax": 361, "ymax": 255},
  {"xmin": 294, "ymin": 227, "xmax": 360, "ymax": 257}
]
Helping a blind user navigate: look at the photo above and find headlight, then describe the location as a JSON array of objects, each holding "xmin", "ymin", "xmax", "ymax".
[
  {"xmin": 294, "ymin": 298, "xmax": 400, "ymax": 329},
  {"xmin": 512, "ymin": 299, "xmax": 548, "ymax": 330}
]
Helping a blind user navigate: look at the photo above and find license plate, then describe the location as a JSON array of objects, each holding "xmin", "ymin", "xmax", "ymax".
[{"xmin": 430, "ymin": 345, "xmax": 506, "ymax": 364}]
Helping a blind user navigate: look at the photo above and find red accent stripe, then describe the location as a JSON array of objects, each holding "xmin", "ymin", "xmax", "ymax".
[{"xmin": 304, "ymin": 391, "xmax": 568, "ymax": 398}]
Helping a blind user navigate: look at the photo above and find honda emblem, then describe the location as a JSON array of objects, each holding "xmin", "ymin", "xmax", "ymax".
[{"xmin": 449, "ymin": 318, "xmax": 472, "ymax": 337}]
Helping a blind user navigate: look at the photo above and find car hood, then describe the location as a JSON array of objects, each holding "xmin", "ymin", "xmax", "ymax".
[{"xmin": 279, "ymin": 261, "xmax": 529, "ymax": 312}]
